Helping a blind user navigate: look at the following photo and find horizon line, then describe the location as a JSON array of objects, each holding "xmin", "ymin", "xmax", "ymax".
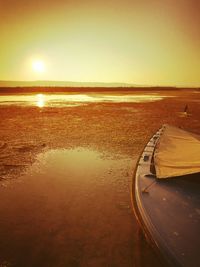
[{"xmin": 0, "ymin": 80, "xmax": 199, "ymax": 89}]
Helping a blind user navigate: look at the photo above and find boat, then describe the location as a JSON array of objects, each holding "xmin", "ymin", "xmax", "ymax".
[{"xmin": 133, "ymin": 124, "xmax": 200, "ymax": 267}]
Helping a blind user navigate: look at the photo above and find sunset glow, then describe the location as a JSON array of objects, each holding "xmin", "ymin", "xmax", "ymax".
[
  {"xmin": 0, "ymin": 1, "xmax": 199, "ymax": 87},
  {"xmin": 32, "ymin": 60, "xmax": 45, "ymax": 74},
  {"xmin": 1, "ymin": 2, "xmax": 200, "ymax": 266}
]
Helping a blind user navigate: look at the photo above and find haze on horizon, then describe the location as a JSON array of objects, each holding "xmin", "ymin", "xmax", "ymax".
[{"xmin": 0, "ymin": 0, "xmax": 199, "ymax": 87}]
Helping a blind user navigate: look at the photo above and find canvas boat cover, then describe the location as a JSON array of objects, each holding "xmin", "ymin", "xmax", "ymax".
[{"xmin": 154, "ymin": 125, "xmax": 200, "ymax": 178}]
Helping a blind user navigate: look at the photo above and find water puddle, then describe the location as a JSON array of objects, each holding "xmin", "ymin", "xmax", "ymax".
[
  {"xmin": 0, "ymin": 148, "xmax": 136, "ymax": 267},
  {"xmin": 0, "ymin": 93, "xmax": 167, "ymax": 107}
]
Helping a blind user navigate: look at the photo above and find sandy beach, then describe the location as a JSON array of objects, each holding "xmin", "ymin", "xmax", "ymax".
[{"xmin": 0, "ymin": 89, "xmax": 200, "ymax": 267}]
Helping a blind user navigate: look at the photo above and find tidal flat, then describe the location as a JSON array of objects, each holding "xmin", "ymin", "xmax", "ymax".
[{"xmin": 0, "ymin": 89, "xmax": 200, "ymax": 267}]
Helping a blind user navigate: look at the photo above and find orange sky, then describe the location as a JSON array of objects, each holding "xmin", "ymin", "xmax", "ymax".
[{"xmin": 0, "ymin": 0, "xmax": 199, "ymax": 87}]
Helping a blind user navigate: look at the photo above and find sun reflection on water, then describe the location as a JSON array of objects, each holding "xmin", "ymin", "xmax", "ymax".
[
  {"xmin": 36, "ymin": 94, "xmax": 45, "ymax": 107},
  {"xmin": 0, "ymin": 93, "xmax": 169, "ymax": 107}
]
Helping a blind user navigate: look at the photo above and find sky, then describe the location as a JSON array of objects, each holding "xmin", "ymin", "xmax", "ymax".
[{"xmin": 0, "ymin": 0, "xmax": 200, "ymax": 87}]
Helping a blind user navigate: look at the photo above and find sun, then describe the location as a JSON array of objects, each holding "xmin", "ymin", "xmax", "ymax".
[{"xmin": 32, "ymin": 59, "xmax": 46, "ymax": 73}]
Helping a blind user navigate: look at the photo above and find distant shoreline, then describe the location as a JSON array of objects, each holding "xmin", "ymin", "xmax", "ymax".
[{"xmin": 0, "ymin": 86, "xmax": 199, "ymax": 94}]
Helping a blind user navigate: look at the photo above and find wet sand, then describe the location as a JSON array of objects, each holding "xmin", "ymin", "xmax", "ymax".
[{"xmin": 0, "ymin": 89, "xmax": 200, "ymax": 267}]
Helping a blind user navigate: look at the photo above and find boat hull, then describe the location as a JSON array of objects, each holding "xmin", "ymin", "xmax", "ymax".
[{"xmin": 133, "ymin": 128, "xmax": 200, "ymax": 267}]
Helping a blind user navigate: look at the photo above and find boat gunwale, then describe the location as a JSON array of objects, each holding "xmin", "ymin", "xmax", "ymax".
[{"xmin": 131, "ymin": 126, "xmax": 180, "ymax": 267}]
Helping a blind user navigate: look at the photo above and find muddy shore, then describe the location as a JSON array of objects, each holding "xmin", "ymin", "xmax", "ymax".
[{"xmin": 0, "ymin": 90, "xmax": 200, "ymax": 181}]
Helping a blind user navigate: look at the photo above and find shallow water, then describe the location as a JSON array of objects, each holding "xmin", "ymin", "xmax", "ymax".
[
  {"xmin": 0, "ymin": 148, "xmax": 137, "ymax": 267},
  {"xmin": 0, "ymin": 93, "xmax": 166, "ymax": 107}
]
